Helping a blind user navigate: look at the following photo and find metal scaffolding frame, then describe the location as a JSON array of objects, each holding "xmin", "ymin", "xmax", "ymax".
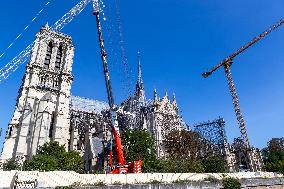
[{"xmin": 194, "ymin": 118, "xmax": 228, "ymax": 157}]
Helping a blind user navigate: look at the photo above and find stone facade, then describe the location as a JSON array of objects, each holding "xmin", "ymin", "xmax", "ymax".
[
  {"xmin": 226, "ymin": 138, "xmax": 264, "ymax": 172},
  {"xmin": 0, "ymin": 28, "xmax": 185, "ymax": 171},
  {"xmin": 0, "ymin": 26, "xmax": 264, "ymax": 173},
  {"xmin": 120, "ymin": 58, "xmax": 185, "ymax": 157},
  {"xmin": 1, "ymin": 25, "xmax": 74, "ymax": 162}
]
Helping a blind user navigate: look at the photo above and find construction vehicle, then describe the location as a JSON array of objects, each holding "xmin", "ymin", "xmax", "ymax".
[
  {"xmin": 92, "ymin": 0, "xmax": 142, "ymax": 174},
  {"xmin": 202, "ymin": 18, "xmax": 284, "ymax": 171}
]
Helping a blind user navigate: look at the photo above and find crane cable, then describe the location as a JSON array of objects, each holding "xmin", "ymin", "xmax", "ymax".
[
  {"xmin": 0, "ymin": 0, "xmax": 52, "ymax": 60},
  {"xmin": 114, "ymin": 0, "xmax": 133, "ymax": 96},
  {"xmin": 99, "ymin": 0, "xmax": 132, "ymax": 97}
]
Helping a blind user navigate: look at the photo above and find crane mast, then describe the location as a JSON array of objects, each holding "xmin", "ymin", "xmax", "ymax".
[
  {"xmin": 93, "ymin": 1, "xmax": 114, "ymax": 109},
  {"xmin": 92, "ymin": 0, "xmax": 125, "ymax": 168},
  {"xmin": 223, "ymin": 62, "xmax": 250, "ymax": 148},
  {"xmin": 202, "ymin": 19, "xmax": 284, "ymax": 171}
]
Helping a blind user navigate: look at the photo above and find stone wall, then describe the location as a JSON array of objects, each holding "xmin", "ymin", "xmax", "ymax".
[{"xmin": 0, "ymin": 171, "xmax": 283, "ymax": 188}]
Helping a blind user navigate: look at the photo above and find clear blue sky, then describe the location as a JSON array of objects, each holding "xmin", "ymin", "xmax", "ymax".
[{"xmin": 0, "ymin": 0, "xmax": 283, "ymax": 150}]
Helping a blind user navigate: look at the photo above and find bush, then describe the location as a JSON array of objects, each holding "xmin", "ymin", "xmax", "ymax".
[
  {"xmin": 122, "ymin": 129, "xmax": 159, "ymax": 173},
  {"xmin": 2, "ymin": 159, "xmax": 21, "ymax": 171},
  {"xmin": 222, "ymin": 177, "xmax": 241, "ymax": 189},
  {"xmin": 23, "ymin": 154, "xmax": 58, "ymax": 171},
  {"xmin": 202, "ymin": 155, "xmax": 227, "ymax": 173},
  {"xmin": 157, "ymin": 159, "xmax": 204, "ymax": 173},
  {"xmin": 23, "ymin": 141, "xmax": 84, "ymax": 172}
]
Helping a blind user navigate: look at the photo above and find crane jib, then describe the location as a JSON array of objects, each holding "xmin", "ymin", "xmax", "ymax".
[
  {"xmin": 0, "ymin": 0, "xmax": 95, "ymax": 83},
  {"xmin": 202, "ymin": 18, "xmax": 284, "ymax": 78}
]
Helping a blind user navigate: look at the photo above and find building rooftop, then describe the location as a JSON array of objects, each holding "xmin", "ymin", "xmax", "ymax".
[{"xmin": 70, "ymin": 96, "xmax": 109, "ymax": 114}]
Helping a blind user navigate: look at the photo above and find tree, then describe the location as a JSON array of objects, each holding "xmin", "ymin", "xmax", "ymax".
[
  {"xmin": 163, "ymin": 130, "xmax": 229, "ymax": 173},
  {"xmin": 202, "ymin": 155, "xmax": 227, "ymax": 173},
  {"xmin": 121, "ymin": 129, "xmax": 160, "ymax": 172},
  {"xmin": 23, "ymin": 154, "xmax": 59, "ymax": 171},
  {"xmin": 160, "ymin": 130, "xmax": 206, "ymax": 173},
  {"xmin": 264, "ymin": 151, "xmax": 284, "ymax": 173},
  {"xmin": 263, "ymin": 138, "xmax": 284, "ymax": 173},
  {"xmin": 23, "ymin": 141, "xmax": 84, "ymax": 172},
  {"xmin": 60, "ymin": 151, "xmax": 84, "ymax": 171},
  {"xmin": 164, "ymin": 130, "xmax": 202, "ymax": 160},
  {"xmin": 268, "ymin": 138, "xmax": 284, "ymax": 153}
]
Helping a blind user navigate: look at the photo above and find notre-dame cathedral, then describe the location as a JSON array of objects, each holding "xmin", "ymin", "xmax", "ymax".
[{"xmin": 0, "ymin": 25, "xmax": 185, "ymax": 171}]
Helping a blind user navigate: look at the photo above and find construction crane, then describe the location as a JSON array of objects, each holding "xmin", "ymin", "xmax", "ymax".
[
  {"xmin": 0, "ymin": 0, "xmax": 139, "ymax": 173},
  {"xmin": 0, "ymin": 0, "xmax": 92, "ymax": 83},
  {"xmin": 92, "ymin": 0, "xmax": 142, "ymax": 174},
  {"xmin": 202, "ymin": 19, "xmax": 284, "ymax": 151}
]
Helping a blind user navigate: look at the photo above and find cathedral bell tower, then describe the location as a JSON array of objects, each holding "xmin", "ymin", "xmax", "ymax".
[{"xmin": 1, "ymin": 24, "xmax": 74, "ymax": 162}]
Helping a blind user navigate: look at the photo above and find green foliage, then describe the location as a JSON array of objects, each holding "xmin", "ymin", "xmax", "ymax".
[
  {"xmin": 172, "ymin": 179, "xmax": 191, "ymax": 184},
  {"xmin": 122, "ymin": 129, "xmax": 158, "ymax": 172},
  {"xmin": 121, "ymin": 129, "xmax": 228, "ymax": 173},
  {"xmin": 157, "ymin": 159, "xmax": 204, "ymax": 173},
  {"xmin": 264, "ymin": 151, "xmax": 284, "ymax": 173},
  {"xmin": 122, "ymin": 129, "xmax": 156, "ymax": 161},
  {"xmin": 204, "ymin": 176, "xmax": 220, "ymax": 184},
  {"xmin": 263, "ymin": 138, "xmax": 284, "ymax": 173},
  {"xmin": 60, "ymin": 151, "xmax": 84, "ymax": 171},
  {"xmin": 23, "ymin": 141, "xmax": 84, "ymax": 172},
  {"xmin": 23, "ymin": 154, "xmax": 58, "ymax": 171},
  {"xmin": 164, "ymin": 130, "xmax": 202, "ymax": 160},
  {"xmin": 222, "ymin": 177, "xmax": 241, "ymax": 189},
  {"xmin": 2, "ymin": 158, "xmax": 21, "ymax": 171},
  {"xmin": 163, "ymin": 130, "xmax": 228, "ymax": 173},
  {"xmin": 37, "ymin": 141, "xmax": 65, "ymax": 156},
  {"xmin": 93, "ymin": 181, "xmax": 106, "ymax": 186},
  {"xmin": 112, "ymin": 181, "xmax": 122, "ymax": 185},
  {"xmin": 268, "ymin": 138, "xmax": 284, "ymax": 153},
  {"xmin": 202, "ymin": 155, "xmax": 227, "ymax": 173}
]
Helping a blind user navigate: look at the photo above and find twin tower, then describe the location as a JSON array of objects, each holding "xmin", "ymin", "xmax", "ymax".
[{"xmin": 1, "ymin": 25, "xmax": 74, "ymax": 162}]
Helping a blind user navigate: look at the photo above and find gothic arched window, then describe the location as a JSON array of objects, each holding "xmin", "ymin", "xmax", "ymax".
[
  {"xmin": 40, "ymin": 74, "xmax": 48, "ymax": 86},
  {"xmin": 44, "ymin": 42, "xmax": 53, "ymax": 69},
  {"xmin": 55, "ymin": 46, "xmax": 63, "ymax": 71},
  {"xmin": 53, "ymin": 77, "xmax": 59, "ymax": 88},
  {"xmin": 49, "ymin": 112, "xmax": 55, "ymax": 139}
]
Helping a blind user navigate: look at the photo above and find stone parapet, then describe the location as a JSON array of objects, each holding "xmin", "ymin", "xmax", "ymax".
[{"xmin": 0, "ymin": 171, "xmax": 283, "ymax": 188}]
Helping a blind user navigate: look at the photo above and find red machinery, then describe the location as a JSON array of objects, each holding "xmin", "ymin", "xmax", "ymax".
[{"xmin": 92, "ymin": 0, "xmax": 142, "ymax": 174}]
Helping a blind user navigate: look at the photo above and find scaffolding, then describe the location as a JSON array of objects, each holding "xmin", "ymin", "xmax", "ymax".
[{"xmin": 194, "ymin": 118, "xmax": 229, "ymax": 157}]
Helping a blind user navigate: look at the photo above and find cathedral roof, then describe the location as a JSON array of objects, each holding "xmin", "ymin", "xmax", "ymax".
[{"xmin": 70, "ymin": 96, "xmax": 109, "ymax": 114}]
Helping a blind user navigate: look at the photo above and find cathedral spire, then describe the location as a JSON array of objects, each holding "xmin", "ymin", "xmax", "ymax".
[
  {"xmin": 138, "ymin": 51, "xmax": 142, "ymax": 85},
  {"xmin": 154, "ymin": 88, "xmax": 158, "ymax": 102},
  {"xmin": 135, "ymin": 51, "xmax": 145, "ymax": 99},
  {"xmin": 172, "ymin": 93, "xmax": 177, "ymax": 106}
]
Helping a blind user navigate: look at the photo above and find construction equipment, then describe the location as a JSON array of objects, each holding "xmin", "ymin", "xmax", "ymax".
[
  {"xmin": 0, "ymin": 0, "xmax": 93, "ymax": 83},
  {"xmin": 92, "ymin": 0, "xmax": 142, "ymax": 174},
  {"xmin": 0, "ymin": 0, "xmax": 139, "ymax": 174},
  {"xmin": 202, "ymin": 19, "xmax": 284, "ymax": 170}
]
